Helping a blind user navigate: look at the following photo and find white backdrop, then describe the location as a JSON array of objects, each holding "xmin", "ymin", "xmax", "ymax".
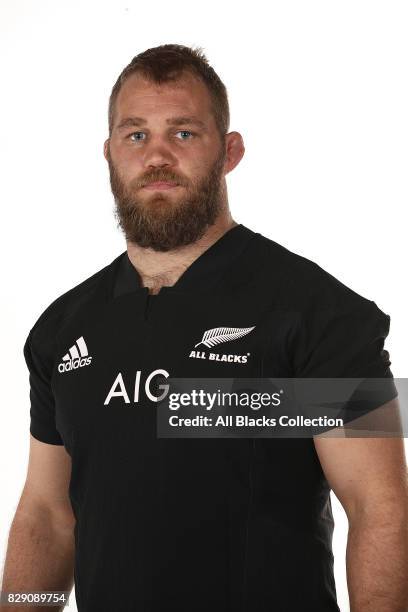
[{"xmin": 0, "ymin": 1, "xmax": 407, "ymax": 610}]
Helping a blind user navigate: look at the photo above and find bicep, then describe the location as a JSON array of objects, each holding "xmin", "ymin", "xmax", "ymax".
[
  {"xmin": 314, "ymin": 400, "xmax": 408, "ymax": 523},
  {"xmin": 16, "ymin": 435, "xmax": 74, "ymax": 529}
]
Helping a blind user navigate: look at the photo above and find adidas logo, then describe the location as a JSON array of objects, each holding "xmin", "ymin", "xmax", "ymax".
[{"xmin": 58, "ymin": 336, "xmax": 92, "ymax": 373}]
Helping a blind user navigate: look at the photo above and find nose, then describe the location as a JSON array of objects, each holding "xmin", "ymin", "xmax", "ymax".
[{"xmin": 142, "ymin": 136, "xmax": 176, "ymax": 169}]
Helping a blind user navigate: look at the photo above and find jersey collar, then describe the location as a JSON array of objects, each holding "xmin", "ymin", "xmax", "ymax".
[{"xmin": 112, "ymin": 223, "xmax": 256, "ymax": 298}]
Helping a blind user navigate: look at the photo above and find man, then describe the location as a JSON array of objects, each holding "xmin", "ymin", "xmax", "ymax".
[{"xmin": 1, "ymin": 44, "xmax": 407, "ymax": 612}]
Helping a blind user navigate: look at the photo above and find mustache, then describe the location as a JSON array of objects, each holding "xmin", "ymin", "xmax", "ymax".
[
  {"xmin": 136, "ymin": 171, "xmax": 189, "ymax": 188},
  {"xmin": 108, "ymin": 156, "xmax": 190, "ymax": 190}
]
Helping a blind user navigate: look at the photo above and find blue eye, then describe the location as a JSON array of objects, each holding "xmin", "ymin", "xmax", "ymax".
[
  {"xmin": 177, "ymin": 130, "xmax": 193, "ymax": 139},
  {"xmin": 129, "ymin": 132, "xmax": 145, "ymax": 141}
]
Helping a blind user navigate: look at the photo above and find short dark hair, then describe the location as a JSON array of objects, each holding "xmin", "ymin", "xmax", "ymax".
[{"xmin": 108, "ymin": 44, "xmax": 230, "ymax": 140}]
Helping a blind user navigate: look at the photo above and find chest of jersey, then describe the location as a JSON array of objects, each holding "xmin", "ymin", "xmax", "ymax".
[{"xmin": 51, "ymin": 289, "xmax": 297, "ymax": 441}]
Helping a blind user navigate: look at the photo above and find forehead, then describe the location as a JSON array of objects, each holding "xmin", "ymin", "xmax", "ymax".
[{"xmin": 113, "ymin": 71, "xmax": 213, "ymax": 125}]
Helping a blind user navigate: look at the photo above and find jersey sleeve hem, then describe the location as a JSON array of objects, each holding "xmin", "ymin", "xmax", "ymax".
[{"xmin": 30, "ymin": 422, "xmax": 64, "ymax": 445}]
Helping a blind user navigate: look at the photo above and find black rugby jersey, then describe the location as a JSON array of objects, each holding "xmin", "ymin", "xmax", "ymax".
[{"xmin": 23, "ymin": 223, "xmax": 396, "ymax": 612}]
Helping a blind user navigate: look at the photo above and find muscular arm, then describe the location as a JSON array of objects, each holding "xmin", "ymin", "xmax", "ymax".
[
  {"xmin": 0, "ymin": 435, "xmax": 75, "ymax": 612},
  {"xmin": 314, "ymin": 399, "xmax": 408, "ymax": 612}
]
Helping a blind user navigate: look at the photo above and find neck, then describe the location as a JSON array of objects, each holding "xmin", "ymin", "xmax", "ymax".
[{"xmin": 126, "ymin": 213, "xmax": 238, "ymax": 295}]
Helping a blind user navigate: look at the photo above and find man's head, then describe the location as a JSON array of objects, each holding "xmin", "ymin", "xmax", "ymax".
[{"xmin": 104, "ymin": 44, "xmax": 244, "ymax": 251}]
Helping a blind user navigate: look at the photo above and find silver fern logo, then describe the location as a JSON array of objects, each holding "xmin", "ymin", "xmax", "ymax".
[
  {"xmin": 194, "ymin": 326, "xmax": 256, "ymax": 348},
  {"xmin": 189, "ymin": 326, "xmax": 256, "ymax": 364}
]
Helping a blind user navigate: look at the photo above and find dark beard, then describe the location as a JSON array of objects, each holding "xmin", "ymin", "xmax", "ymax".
[{"xmin": 107, "ymin": 147, "xmax": 227, "ymax": 251}]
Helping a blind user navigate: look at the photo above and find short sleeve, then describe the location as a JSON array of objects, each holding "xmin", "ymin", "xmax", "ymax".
[
  {"xmin": 291, "ymin": 299, "xmax": 398, "ymax": 425},
  {"xmin": 23, "ymin": 327, "xmax": 64, "ymax": 445}
]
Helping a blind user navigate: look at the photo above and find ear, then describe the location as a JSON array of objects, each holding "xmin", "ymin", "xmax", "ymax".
[
  {"xmin": 224, "ymin": 131, "xmax": 245, "ymax": 175},
  {"xmin": 103, "ymin": 139, "xmax": 110, "ymax": 161}
]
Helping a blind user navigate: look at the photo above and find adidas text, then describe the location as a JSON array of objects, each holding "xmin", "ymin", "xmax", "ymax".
[
  {"xmin": 58, "ymin": 336, "xmax": 92, "ymax": 373},
  {"xmin": 58, "ymin": 356, "xmax": 92, "ymax": 373}
]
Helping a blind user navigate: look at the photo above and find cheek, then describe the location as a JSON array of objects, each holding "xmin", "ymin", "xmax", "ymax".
[
  {"xmin": 112, "ymin": 149, "xmax": 143, "ymax": 180},
  {"xmin": 111, "ymin": 137, "xmax": 138, "ymax": 161},
  {"xmin": 178, "ymin": 155, "xmax": 208, "ymax": 179},
  {"xmin": 120, "ymin": 149, "xmax": 139, "ymax": 167}
]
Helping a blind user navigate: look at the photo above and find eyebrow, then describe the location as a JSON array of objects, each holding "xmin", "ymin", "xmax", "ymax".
[{"xmin": 116, "ymin": 116, "xmax": 208, "ymax": 131}]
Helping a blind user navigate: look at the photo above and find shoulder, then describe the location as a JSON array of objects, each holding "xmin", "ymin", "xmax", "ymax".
[
  {"xmin": 246, "ymin": 233, "xmax": 393, "ymax": 377},
  {"xmin": 252, "ymin": 230, "xmax": 381, "ymax": 313},
  {"xmin": 28, "ymin": 252, "xmax": 124, "ymax": 346}
]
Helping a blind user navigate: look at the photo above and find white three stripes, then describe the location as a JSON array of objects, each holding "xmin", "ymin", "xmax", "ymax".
[{"xmin": 62, "ymin": 336, "xmax": 88, "ymax": 361}]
